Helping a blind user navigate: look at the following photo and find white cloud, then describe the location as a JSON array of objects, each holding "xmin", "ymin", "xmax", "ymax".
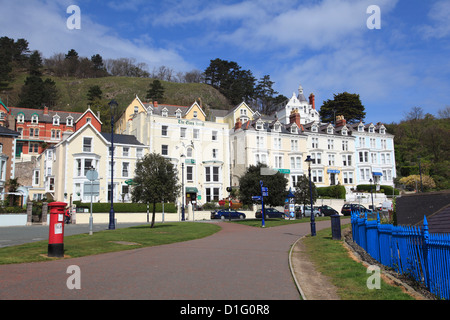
[
  {"xmin": 0, "ymin": 0, "xmax": 193, "ymax": 71},
  {"xmin": 419, "ymin": 0, "xmax": 450, "ymax": 39}
]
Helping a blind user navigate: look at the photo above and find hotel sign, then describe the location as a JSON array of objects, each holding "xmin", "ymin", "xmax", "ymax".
[{"xmin": 178, "ymin": 119, "xmax": 205, "ymax": 126}]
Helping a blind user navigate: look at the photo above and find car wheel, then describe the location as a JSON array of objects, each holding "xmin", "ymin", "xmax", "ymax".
[
  {"xmin": 239, "ymin": 215, "xmax": 244, "ymax": 220},
  {"xmin": 221, "ymin": 215, "xmax": 226, "ymax": 220}
]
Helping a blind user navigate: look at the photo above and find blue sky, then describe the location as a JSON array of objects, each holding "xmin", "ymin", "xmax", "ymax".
[{"xmin": 1, "ymin": 0, "xmax": 449, "ymax": 124}]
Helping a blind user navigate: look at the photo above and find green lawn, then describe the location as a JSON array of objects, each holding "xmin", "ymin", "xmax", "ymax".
[
  {"xmin": 0, "ymin": 222, "xmax": 221, "ymax": 265},
  {"xmin": 302, "ymin": 226, "xmax": 414, "ymax": 300}
]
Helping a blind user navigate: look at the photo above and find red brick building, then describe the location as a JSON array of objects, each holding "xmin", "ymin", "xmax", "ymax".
[{"xmin": 0, "ymin": 102, "xmax": 102, "ymax": 160}]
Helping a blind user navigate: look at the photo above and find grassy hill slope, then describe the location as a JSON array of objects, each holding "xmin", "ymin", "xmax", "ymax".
[{"xmin": 1, "ymin": 72, "xmax": 232, "ymax": 114}]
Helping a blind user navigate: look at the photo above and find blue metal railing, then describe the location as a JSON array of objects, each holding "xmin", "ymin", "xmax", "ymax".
[{"xmin": 351, "ymin": 211, "xmax": 450, "ymax": 300}]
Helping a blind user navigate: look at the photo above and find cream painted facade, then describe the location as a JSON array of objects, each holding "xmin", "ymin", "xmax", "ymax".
[
  {"xmin": 123, "ymin": 99, "xmax": 230, "ymax": 207},
  {"xmin": 303, "ymin": 121, "xmax": 357, "ymax": 191},
  {"xmin": 30, "ymin": 122, "xmax": 149, "ymax": 204},
  {"xmin": 230, "ymin": 112, "xmax": 309, "ymax": 189}
]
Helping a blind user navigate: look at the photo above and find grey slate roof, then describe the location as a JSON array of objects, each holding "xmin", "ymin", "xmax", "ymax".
[
  {"xmin": 10, "ymin": 107, "xmax": 82, "ymax": 124},
  {"xmin": 100, "ymin": 132, "xmax": 145, "ymax": 146},
  {"xmin": 0, "ymin": 126, "xmax": 20, "ymax": 137}
]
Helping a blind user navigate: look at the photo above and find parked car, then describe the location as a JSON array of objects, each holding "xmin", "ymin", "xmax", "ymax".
[
  {"xmin": 255, "ymin": 208, "xmax": 284, "ymax": 219},
  {"xmin": 211, "ymin": 209, "xmax": 246, "ymax": 220},
  {"xmin": 341, "ymin": 203, "xmax": 370, "ymax": 216},
  {"xmin": 317, "ymin": 205, "xmax": 339, "ymax": 216},
  {"xmin": 302, "ymin": 205, "xmax": 321, "ymax": 217},
  {"xmin": 294, "ymin": 205, "xmax": 304, "ymax": 217}
]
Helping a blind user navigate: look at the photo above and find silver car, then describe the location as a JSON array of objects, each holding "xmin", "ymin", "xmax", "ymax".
[{"xmin": 302, "ymin": 205, "xmax": 321, "ymax": 217}]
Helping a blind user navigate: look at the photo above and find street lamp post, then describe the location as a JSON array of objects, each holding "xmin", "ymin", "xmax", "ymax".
[
  {"xmin": 305, "ymin": 155, "xmax": 316, "ymax": 236},
  {"xmin": 181, "ymin": 154, "xmax": 185, "ymax": 221},
  {"xmin": 369, "ymin": 178, "xmax": 374, "ymax": 211},
  {"xmin": 418, "ymin": 156, "xmax": 423, "ymax": 193},
  {"xmin": 108, "ymin": 99, "xmax": 118, "ymax": 230}
]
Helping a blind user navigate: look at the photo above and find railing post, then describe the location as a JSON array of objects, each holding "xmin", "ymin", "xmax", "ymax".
[{"xmin": 422, "ymin": 216, "xmax": 431, "ymax": 291}]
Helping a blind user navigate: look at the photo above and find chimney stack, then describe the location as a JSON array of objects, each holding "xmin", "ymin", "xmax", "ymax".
[
  {"xmin": 44, "ymin": 106, "xmax": 49, "ymax": 115},
  {"xmin": 309, "ymin": 93, "xmax": 315, "ymax": 110},
  {"xmin": 289, "ymin": 109, "xmax": 302, "ymax": 129},
  {"xmin": 335, "ymin": 115, "xmax": 347, "ymax": 127},
  {"xmin": 153, "ymin": 101, "xmax": 158, "ymax": 109},
  {"xmin": 235, "ymin": 118, "xmax": 242, "ymax": 130}
]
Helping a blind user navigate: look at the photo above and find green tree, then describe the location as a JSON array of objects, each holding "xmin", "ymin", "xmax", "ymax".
[
  {"xmin": 6, "ymin": 178, "xmax": 21, "ymax": 206},
  {"xmin": 293, "ymin": 175, "xmax": 318, "ymax": 206},
  {"xmin": 146, "ymin": 79, "xmax": 165, "ymax": 102},
  {"xmin": 65, "ymin": 49, "xmax": 79, "ymax": 77},
  {"xmin": 319, "ymin": 92, "xmax": 366, "ymax": 124},
  {"xmin": 238, "ymin": 163, "xmax": 288, "ymax": 207},
  {"xmin": 204, "ymin": 58, "xmax": 256, "ymax": 105},
  {"xmin": 0, "ymin": 37, "xmax": 14, "ymax": 90},
  {"xmin": 131, "ymin": 153, "xmax": 180, "ymax": 228},
  {"xmin": 254, "ymin": 75, "xmax": 278, "ymax": 114},
  {"xmin": 87, "ymin": 85, "xmax": 103, "ymax": 101},
  {"xmin": 28, "ymin": 50, "xmax": 43, "ymax": 76}
]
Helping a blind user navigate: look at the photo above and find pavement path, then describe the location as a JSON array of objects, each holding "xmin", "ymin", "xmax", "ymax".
[{"xmin": 0, "ymin": 219, "xmax": 343, "ymax": 300}]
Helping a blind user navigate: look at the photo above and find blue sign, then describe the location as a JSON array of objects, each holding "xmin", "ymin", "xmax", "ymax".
[
  {"xmin": 252, "ymin": 196, "xmax": 262, "ymax": 201},
  {"xmin": 327, "ymin": 169, "xmax": 341, "ymax": 174},
  {"xmin": 262, "ymin": 191, "xmax": 268, "ymax": 197}
]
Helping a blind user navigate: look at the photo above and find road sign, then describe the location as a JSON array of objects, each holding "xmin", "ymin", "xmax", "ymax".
[
  {"xmin": 261, "ymin": 187, "xmax": 268, "ymax": 192},
  {"xmin": 86, "ymin": 170, "xmax": 98, "ymax": 181},
  {"xmin": 262, "ymin": 192, "xmax": 269, "ymax": 197},
  {"xmin": 278, "ymin": 169, "xmax": 290, "ymax": 174},
  {"xmin": 84, "ymin": 182, "xmax": 100, "ymax": 196},
  {"xmin": 252, "ymin": 196, "xmax": 262, "ymax": 201},
  {"xmin": 125, "ymin": 179, "xmax": 137, "ymax": 185}
]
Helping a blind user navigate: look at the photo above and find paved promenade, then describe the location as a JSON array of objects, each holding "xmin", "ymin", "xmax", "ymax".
[{"xmin": 0, "ymin": 220, "xmax": 339, "ymax": 300}]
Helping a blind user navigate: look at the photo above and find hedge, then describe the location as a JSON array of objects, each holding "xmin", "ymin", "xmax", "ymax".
[
  {"xmin": 73, "ymin": 201, "xmax": 177, "ymax": 213},
  {"xmin": 317, "ymin": 185, "xmax": 346, "ymax": 199},
  {"xmin": 356, "ymin": 185, "xmax": 400, "ymax": 196}
]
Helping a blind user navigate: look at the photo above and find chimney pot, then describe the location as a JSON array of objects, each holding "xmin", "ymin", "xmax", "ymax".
[{"xmin": 309, "ymin": 93, "xmax": 315, "ymax": 110}]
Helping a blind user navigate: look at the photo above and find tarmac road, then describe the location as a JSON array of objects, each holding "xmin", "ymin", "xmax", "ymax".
[
  {"xmin": 0, "ymin": 223, "xmax": 145, "ymax": 248},
  {"xmin": 0, "ymin": 220, "xmax": 333, "ymax": 300}
]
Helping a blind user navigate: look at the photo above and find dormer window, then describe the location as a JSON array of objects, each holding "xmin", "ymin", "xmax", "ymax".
[
  {"xmin": 273, "ymin": 123, "xmax": 281, "ymax": 133},
  {"xmin": 66, "ymin": 116, "xmax": 73, "ymax": 127},
  {"xmin": 291, "ymin": 126, "xmax": 298, "ymax": 134},
  {"xmin": 31, "ymin": 114, "xmax": 39, "ymax": 124},
  {"xmin": 358, "ymin": 125, "xmax": 364, "ymax": 132},
  {"xmin": 342, "ymin": 128, "xmax": 348, "ymax": 136},
  {"xmin": 369, "ymin": 126, "xmax": 374, "ymax": 133},
  {"xmin": 256, "ymin": 121, "xmax": 264, "ymax": 131},
  {"xmin": 380, "ymin": 127, "xmax": 386, "ymax": 134},
  {"xmin": 17, "ymin": 113, "xmax": 25, "ymax": 123},
  {"xmin": 327, "ymin": 126, "xmax": 334, "ymax": 134},
  {"xmin": 175, "ymin": 109, "xmax": 182, "ymax": 119},
  {"xmin": 53, "ymin": 115, "xmax": 60, "ymax": 126},
  {"xmin": 312, "ymin": 125, "xmax": 318, "ymax": 133},
  {"xmin": 162, "ymin": 108, "xmax": 168, "ymax": 117}
]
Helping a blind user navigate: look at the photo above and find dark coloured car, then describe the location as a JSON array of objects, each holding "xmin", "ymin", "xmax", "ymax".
[
  {"xmin": 341, "ymin": 203, "xmax": 370, "ymax": 216},
  {"xmin": 317, "ymin": 205, "xmax": 339, "ymax": 216},
  {"xmin": 255, "ymin": 208, "xmax": 284, "ymax": 219},
  {"xmin": 211, "ymin": 209, "xmax": 246, "ymax": 220}
]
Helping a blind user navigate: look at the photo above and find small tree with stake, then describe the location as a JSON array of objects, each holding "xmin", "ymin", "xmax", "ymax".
[
  {"xmin": 131, "ymin": 153, "xmax": 180, "ymax": 228},
  {"xmin": 293, "ymin": 175, "xmax": 318, "ymax": 211}
]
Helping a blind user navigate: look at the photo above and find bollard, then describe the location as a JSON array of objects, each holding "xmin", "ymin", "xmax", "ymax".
[
  {"xmin": 331, "ymin": 214, "xmax": 342, "ymax": 240},
  {"xmin": 48, "ymin": 202, "xmax": 67, "ymax": 257}
]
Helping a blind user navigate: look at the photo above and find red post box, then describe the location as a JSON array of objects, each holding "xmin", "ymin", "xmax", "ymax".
[{"xmin": 48, "ymin": 202, "xmax": 67, "ymax": 257}]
